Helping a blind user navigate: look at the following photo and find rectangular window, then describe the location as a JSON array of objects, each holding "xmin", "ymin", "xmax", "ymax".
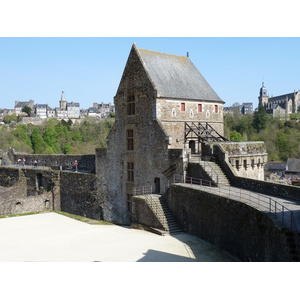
[
  {"xmin": 214, "ymin": 105, "xmax": 218, "ymax": 113},
  {"xmin": 198, "ymin": 104, "xmax": 202, "ymax": 112},
  {"xmin": 127, "ymin": 162, "xmax": 134, "ymax": 182},
  {"xmin": 127, "ymin": 129, "xmax": 134, "ymax": 150},
  {"xmin": 181, "ymin": 103, "xmax": 185, "ymax": 111},
  {"xmin": 127, "ymin": 95, "xmax": 135, "ymax": 115},
  {"xmin": 127, "ymin": 194, "xmax": 132, "ymax": 212},
  {"xmin": 127, "ymin": 88, "xmax": 135, "ymax": 115}
]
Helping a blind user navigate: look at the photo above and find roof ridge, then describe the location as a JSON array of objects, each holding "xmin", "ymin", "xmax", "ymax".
[{"xmin": 138, "ymin": 47, "xmax": 188, "ymax": 59}]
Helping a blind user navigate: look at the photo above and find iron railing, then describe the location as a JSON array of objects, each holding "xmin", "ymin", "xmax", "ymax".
[{"xmin": 172, "ymin": 174, "xmax": 300, "ymax": 259}]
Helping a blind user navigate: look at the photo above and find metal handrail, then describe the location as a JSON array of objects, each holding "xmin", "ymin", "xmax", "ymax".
[
  {"xmin": 190, "ymin": 155, "xmax": 219, "ymax": 185},
  {"xmin": 202, "ymin": 159, "xmax": 219, "ymax": 185},
  {"xmin": 172, "ymin": 173, "xmax": 300, "ymax": 260}
]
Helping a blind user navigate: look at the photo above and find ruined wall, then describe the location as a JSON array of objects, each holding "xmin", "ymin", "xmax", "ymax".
[
  {"xmin": 166, "ymin": 184, "xmax": 290, "ymax": 262},
  {"xmin": 0, "ymin": 167, "xmax": 60, "ymax": 215}
]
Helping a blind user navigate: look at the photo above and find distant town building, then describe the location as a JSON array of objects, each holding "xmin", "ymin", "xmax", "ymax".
[
  {"xmin": 224, "ymin": 102, "xmax": 253, "ymax": 115},
  {"xmin": 4, "ymin": 91, "xmax": 114, "ymax": 122},
  {"xmin": 258, "ymin": 82, "xmax": 300, "ymax": 118},
  {"xmin": 33, "ymin": 104, "xmax": 48, "ymax": 118},
  {"xmin": 14, "ymin": 100, "xmax": 34, "ymax": 115}
]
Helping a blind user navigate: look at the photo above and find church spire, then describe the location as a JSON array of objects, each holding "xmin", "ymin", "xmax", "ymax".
[{"xmin": 61, "ymin": 90, "xmax": 66, "ymax": 101}]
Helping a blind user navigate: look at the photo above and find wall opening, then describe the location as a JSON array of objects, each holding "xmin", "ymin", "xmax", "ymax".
[
  {"xmin": 45, "ymin": 200, "xmax": 50, "ymax": 209},
  {"xmin": 37, "ymin": 173, "xmax": 43, "ymax": 189},
  {"xmin": 15, "ymin": 202, "xmax": 22, "ymax": 213},
  {"xmin": 189, "ymin": 141, "xmax": 196, "ymax": 154},
  {"xmin": 154, "ymin": 177, "xmax": 160, "ymax": 194}
]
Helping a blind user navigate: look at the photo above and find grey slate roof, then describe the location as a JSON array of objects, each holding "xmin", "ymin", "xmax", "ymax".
[
  {"xmin": 15, "ymin": 101, "xmax": 30, "ymax": 108},
  {"xmin": 265, "ymin": 161, "xmax": 287, "ymax": 171},
  {"xmin": 286, "ymin": 158, "xmax": 300, "ymax": 172},
  {"xmin": 136, "ymin": 45, "xmax": 223, "ymax": 102}
]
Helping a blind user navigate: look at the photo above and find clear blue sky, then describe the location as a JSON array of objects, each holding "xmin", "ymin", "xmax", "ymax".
[{"xmin": 1, "ymin": 37, "xmax": 300, "ymax": 110}]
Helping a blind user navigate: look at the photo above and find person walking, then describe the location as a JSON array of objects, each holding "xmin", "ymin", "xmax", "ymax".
[{"xmin": 74, "ymin": 160, "xmax": 78, "ymax": 172}]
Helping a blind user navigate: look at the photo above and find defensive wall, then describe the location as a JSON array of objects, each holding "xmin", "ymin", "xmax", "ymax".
[
  {"xmin": 0, "ymin": 166, "xmax": 100, "ymax": 219},
  {"xmin": 60, "ymin": 171, "xmax": 102, "ymax": 220},
  {"xmin": 165, "ymin": 184, "xmax": 290, "ymax": 262},
  {"xmin": 0, "ymin": 167, "xmax": 60, "ymax": 215},
  {"xmin": 210, "ymin": 143, "xmax": 300, "ymax": 201},
  {"xmin": 7, "ymin": 148, "xmax": 95, "ymax": 172}
]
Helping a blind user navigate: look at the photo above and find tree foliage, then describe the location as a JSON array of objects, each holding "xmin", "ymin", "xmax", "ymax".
[
  {"xmin": 0, "ymin": 118, "xmax": 114, "ymax": 155},
  {"xmin": 224, "ymin": 110, "xmax": 300, "ymax": 161},
  {"xmin": 22, "ymin": 106, "xmax": 32, "ymax": 116}
]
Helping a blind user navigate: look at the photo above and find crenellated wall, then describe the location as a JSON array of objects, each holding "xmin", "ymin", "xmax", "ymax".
[{"xmin": 202, "ymin": 141, "xmax": 268, "ymax": 181}]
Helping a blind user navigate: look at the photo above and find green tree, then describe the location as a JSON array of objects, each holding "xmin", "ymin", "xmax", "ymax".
[
  {"xmin": 230, "ymin": 130, "xmax": 243, "ymax": 142},
  {"xmin": 3, "ymin": 114, "xmax": 19, "ymax": 124},
  {"xmin": 43, "ymin": 126, "xmax": 58, "ymax": 153},
  {"xmin": 13, "ymin": 124, "xmax": 32, "ymax": 148},
  {"xmin": 22, "ymin": 106, "xmax": 32, "ymax": 116},
  {"xmin": 253, "ymin": 106, "xmax": 269, "ymax": 133},
  {"xmin": 31, "ymin": 127, "xmax": 47, "ymax": 153}
]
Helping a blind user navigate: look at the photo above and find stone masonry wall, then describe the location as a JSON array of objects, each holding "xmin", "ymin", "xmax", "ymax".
[
  {"xmin": 158, "ymin": 98, "xmax": 224, "ymax": 149},
  {"xmin": 212, "ymin": 143, "xmax": 300, "ymax": 201},
  {"xmin": 166, "ymin": 184, "xmax": 290, "ymax": 261},
  {"xmin": 60, "ymin": 171, "xmax": 102, "ymax": 220},
  {"xmin": 0, "ymin": 168, "xmax": 60, "ymax": 215},
  {"xmin": 8, "ymin": 148, "xmax": 95, "ymax": 172}
]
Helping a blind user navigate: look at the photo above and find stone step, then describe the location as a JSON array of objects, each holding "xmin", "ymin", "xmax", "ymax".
[{"xmin": 145, "ymin": 195, "xmax": 182, "ymax": 234}]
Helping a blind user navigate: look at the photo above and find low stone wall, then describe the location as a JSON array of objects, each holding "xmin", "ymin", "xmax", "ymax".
[
  {"xmin": 131, "ymin": 195, "xmax": 164, "ymax": 230},
  {"xmin": 0, "ymin": 169, "xmax": 59, "ymax": 215},
  {"xmin": 60, "ymin": 172, "xmax": 102, "ymax": 220},
  {"xmin": 166, "ymin": 184, "xmax": 290, "ymax": 262},
  {"xmin": 212, "ymin": 143, "xmax": 300, "ymax": 202},
  {"xmin": 8, "ymin": 148, "xmax": 95, "ymax": 172}
]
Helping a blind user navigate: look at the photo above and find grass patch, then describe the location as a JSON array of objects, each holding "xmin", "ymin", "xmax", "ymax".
[
  {"xmin": 53, "ymin": 211, "xmax": 113, "ymax": 225},
  {"xmin": 0, "ymin": 210, "xmax": 113, "ymax": 225},
  {"xmin": 0, "ymin": 211, "xmax": 46, "ymax": 219}
]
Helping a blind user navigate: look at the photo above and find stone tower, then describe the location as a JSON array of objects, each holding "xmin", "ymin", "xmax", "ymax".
[
  {"xmin": 96, "ymin": 43, "xmax": 225, "ymax": 224},
  {"xmin": 59, "ymin": 91, "xmax": 67, "ymax": 110},
  {"xmin": 258, "ymin": 82, "xmax": 269, "ymax": 107}
]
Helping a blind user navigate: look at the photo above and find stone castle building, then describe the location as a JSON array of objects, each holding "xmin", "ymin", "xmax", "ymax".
[
  {"xmin": 258, "ymin": 82, "xmax": 300, "ymax": 117},
  {"xmin": 96, "ymin": 43, "xmax": 247, "ymax": 224}
]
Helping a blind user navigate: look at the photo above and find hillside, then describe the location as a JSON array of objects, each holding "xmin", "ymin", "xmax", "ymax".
[
  {"xmin": 224, "ymin": 107, "xmax": 300, "ymax": 161},
  {"xmin": 0, "ymin": 117, "xmax": 114, "ymax": 155}
]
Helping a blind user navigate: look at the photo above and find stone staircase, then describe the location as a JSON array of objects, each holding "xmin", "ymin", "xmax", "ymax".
[
  {"xmin": 145, "ymin": 194, "xmax": 182, "ymax": 235},
  {"xmin": 189, "ymin": 156, "xmax": 230, "ymax": 186}
]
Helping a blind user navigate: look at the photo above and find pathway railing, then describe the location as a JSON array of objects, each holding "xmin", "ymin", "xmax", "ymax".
[{"xmin": 172, "ymin": 174, "xmax": 300, "ymax": 259}]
